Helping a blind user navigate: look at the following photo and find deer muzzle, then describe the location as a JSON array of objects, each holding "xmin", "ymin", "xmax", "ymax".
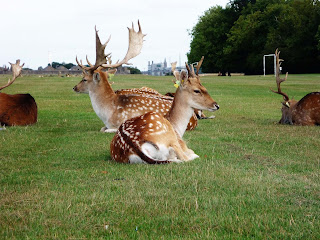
[{"xmin": 208, "ymin": 102, "xmax": 220, "ymax": 112}]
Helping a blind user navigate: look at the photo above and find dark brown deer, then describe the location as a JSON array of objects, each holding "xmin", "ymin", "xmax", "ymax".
[
  {"xmin": 271, "ymin": 49, "xmax": 320, "ymax": 125},
  {"xmin": 110, "ymin": 58, "xmax": 220, "ymax": 164},
  {"xmin": 73, "ymin": 22, "xmax": 197, "ymax": 132},
  {"xmin": 0, "ymin": 60, "xmax": 37, "ymax": 127}
]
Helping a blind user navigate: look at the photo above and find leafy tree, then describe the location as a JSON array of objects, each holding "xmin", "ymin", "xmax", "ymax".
[
  {"xmin": 187, "ymin": 6, "xmax": 237, "ymax": 73},
  {"xmin": 51, "ymin": 62, "xmax": 75, "ymax": 69},
  {"xmin": 128, "ymin": 67, "xmax": 141, "ymax": 74},
  {"xmin": 188, "ymin": 0, "xmax": 320, "ymax": 74}
]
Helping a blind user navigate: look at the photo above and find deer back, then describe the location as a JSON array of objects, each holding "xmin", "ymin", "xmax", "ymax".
[
  {"xmin": 110, "ymin": 112, "xmax": 179, "ymax": 164},
  {"xmin": 284, "ymin": 92, "xmax": 320, "ymax": 125},
  {"xmin": 0, "ymin": 60, "xmax": 37, "ymax": 126},
  {"xmin": 0, "ymin": 93, "xmax": 37, "ymax": 126}
]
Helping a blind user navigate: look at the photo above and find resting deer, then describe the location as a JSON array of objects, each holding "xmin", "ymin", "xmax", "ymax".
[
  {"xmin": 73, "ymin": 21, "xmax": 197, "ymax": 132},
  {"xmin": 110, "ymin": 57, "xmax": 220, "ymax": 164},
  {"xmin": 271, "ymin": 49, "xmax": 320, "ymax": 125},
  {"xmin": 0, "ymin": 60, "xmax": 37, "ymax": 126}
]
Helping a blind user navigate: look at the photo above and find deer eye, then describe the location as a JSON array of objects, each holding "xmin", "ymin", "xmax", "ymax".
[
  {"xmin": 194, "ymin": 90, "xmax": 201, "ymax": 94},
  {"xmin": 82, "ymin": 79, "xmax": 87, "ymax": 82}
]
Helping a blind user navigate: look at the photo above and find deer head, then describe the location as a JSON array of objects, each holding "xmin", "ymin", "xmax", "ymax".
[
  {"xmin": 73, "ymin": 21, "xmax": 145, "ymax": 93},
  {"xmin": 165, "ymin": 57, "xmax": 219, "ymax": 137},
  {"xmin": 270, "ymin": 49, "xmax": 299, "ymax": 124}
]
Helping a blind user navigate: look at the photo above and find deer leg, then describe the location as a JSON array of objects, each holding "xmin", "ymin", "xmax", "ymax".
[
  {"xmin": 177, "ymin": 137, "xmax": 199, "ymax": 161},
  {"xmin": 170, "ymin": 144, "xmax": 189, "ymax": 161}
]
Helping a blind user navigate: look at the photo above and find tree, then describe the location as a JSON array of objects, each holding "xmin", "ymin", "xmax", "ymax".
[
  {"xmin": 51, "ymin": 62, "xmax": 75, "ymax": 69},
  {"xmin": 128, "ymin": 67, "xmax": 141, "ymax": 74},
  {"xmin": 187, "ymin": 6, "xmax": 237, "ymax": 73},
  {"xmin": 188, "ymin": 0, "xmax": 320, "ymax": 74}
]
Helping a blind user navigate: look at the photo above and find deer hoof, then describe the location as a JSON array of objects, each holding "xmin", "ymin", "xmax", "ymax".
[
  {"xmin": 104, "ymin": 129, "xmax": 118, "ymax": 133},
  {"xmin": 188, "ymin": 153, "xmax": 199, "ymax": 161},
  {"xmin": 100, "ymin": 126, "xmax": 108, "ymax": 132}
]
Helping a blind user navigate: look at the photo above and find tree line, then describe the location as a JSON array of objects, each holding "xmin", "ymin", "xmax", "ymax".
[{"xmin": 187, "ymin": 0, "xmax": 320, "ymax": 74}]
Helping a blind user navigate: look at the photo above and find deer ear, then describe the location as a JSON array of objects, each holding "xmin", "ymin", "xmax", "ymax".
[
  {"xmin": 179, "ymin": 71, "xmax": 188, "ymax": 87},
  {"xmin": 93, "ymin": 72, "xmax": 100, "ymax": 82}
]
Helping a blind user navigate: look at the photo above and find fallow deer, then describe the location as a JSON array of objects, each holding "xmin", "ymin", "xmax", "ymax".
[
  {"xmin": 271, "ymin": 49, "xmax": 320, "ymax": 125},
  {"xmin": 0, "ymin": 60, "xmax": 37, "ymax": 126},
  {"xmin": 73, "ymin": 22, "xmax": 197, "ymax": 132},
  {"xmin": 110, "ymin": 57, "xmax": 220, "ymax": 164}
]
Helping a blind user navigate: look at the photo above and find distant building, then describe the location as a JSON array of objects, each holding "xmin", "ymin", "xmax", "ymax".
[
  {"xmin": 70, "ymin": 65, "xmax": 82, "ymax": 71},
  {"xmin": 148, "ymin": 58, "xmax": 171, "ymax": 76}
]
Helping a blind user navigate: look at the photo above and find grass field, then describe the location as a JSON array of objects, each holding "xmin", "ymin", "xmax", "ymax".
[{"xmin": 0, "ymin": 73, "xmax": 319, "ymax": 239}]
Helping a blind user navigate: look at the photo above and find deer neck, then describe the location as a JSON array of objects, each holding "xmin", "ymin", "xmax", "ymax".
[
  {"xmin": 88, "ymin": 80, "xmax": 117, "ymax": 127},
  {"xmin": 166, "ymin": 89, "xmax": 194, "ymax": 138}
]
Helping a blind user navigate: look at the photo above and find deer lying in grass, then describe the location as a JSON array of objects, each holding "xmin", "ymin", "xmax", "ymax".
[
  {"xmin": 271, "ymin": 49, "xmax": 320, "ymax": 125},
  {"xmin": 110, "ymin": 57, "xmax": 220, "ymax": 164},
  {"xmin": 73, "ymin": 21, "xmax": 197, "ymax": 132},
  {"xmin": 0, "ymin": 60, "xmax": 37, "ymax": 126}
]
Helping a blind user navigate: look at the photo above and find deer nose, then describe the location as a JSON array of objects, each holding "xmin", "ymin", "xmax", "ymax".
[{"xmin": 215, "ymin": 104, "xmax": 220, "ymax": 110}]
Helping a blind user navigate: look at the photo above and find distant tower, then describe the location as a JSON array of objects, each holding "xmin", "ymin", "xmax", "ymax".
[{"xmin": 164, "ymin": 58, "xmax": 167, "ymax": 68}]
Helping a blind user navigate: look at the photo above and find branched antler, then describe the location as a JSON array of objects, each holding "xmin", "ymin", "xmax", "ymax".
[
  {"xmin": 270, "ymin": 49, "xmax": 289, "ymax": 101},
  {"xmin": 76, "ymin": 26, "xmax": 111, "ymax": 73},
  {"xmin": 101, "ymin": 20, "xmax": 146, "ymax": 69},
  {"xmin": 76, "ymin": 21, "xmax": 145, "ymax": 73},
  {"xmin": 0, "ymin": 59, "xmax": 24, "ymax": 91}
]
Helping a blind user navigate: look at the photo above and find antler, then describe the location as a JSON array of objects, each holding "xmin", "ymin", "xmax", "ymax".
[
  {"xmin": 195, "ymin": 56, "xmax": 204, "ymax": 75},
  {"xmin": 270, "ymin": 49, "xmax": 289, "ymax": 101},
  {"xmin": 0, "ymin": 59, "xmax": 24, "ymax": 91},
  {"xmin": 185, "ymin": 56, "xmax": 204, "ymax": 78},
  {"xmin": 171, "ymin": 61, "xmax": 180, "ymax": 83},
  {"xmin": 76, "ymin": 26, "xmax": 111, "ymax": 73},
  {"xmin": 101, "ymin": 20, "xmax": 146, "ymax": 69}
]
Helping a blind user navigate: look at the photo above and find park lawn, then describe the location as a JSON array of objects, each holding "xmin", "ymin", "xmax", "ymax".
[{"xmin": 0, "ymin": 73, "xmax": 319, "ymax": 239}]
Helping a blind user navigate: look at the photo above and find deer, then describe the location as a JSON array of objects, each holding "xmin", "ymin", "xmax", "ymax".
[
  {"xmin": 0, "ymin": 60, "xmax": 37, "ymax": 127},
  {"xmin": 110, "ymin": 57, "xmax": 220, "ymax": 164},
  {"xmin": 271, "ymin": 49, "xmax": 320, "ymax": 125},
  {"xmin": 73, "ymin": 21, "xmax": 197, "ymax": 132}
]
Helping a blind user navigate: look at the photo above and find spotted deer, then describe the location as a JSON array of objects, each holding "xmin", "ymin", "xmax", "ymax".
[
  {"xmin": 73, "ymin": 21, "xmax": 197, "ymax": 132},
  {"xmin": 0, "ymin": 60, "xmax": 37, "ymax": 126},
  {"xmin": 110, "ymin": 57, "xmax": 220, "ymax": 164},
  {"xmin": 271, "ymin": 49, "xmax": 320, "ymax": 125}
]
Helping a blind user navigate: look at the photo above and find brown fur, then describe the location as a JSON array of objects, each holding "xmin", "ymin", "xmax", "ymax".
[
  {"xmin": 0, "ymin": 93, "xmax": 37, "ymax": 126},
  {"xmin": 280, "ymin": 92, "xmax": 320, "ymax": 125}
]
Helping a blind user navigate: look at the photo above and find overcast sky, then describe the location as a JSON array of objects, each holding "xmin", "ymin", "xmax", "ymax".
[{"xmin": 1, "ymin": 0, "xmax": 229, "ymax": 71}]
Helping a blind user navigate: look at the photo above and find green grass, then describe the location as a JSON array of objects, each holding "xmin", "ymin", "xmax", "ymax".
[{"xmin": 0, "ymin": 73, "xmax": 319, "ymax": 239}]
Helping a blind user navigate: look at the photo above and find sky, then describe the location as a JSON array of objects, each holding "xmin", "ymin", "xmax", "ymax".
[{"xmin": 1, "ymin": 0, "xmax": 229, "ymax": 71}]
